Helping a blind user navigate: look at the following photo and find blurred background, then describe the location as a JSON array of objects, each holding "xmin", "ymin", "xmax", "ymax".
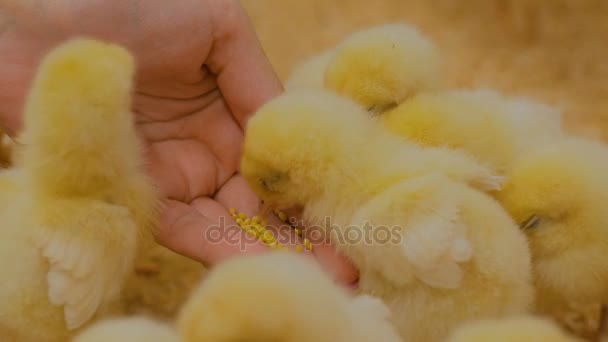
[{"xmin": 121, "ymin": 0, "xmax": 608, "ymax": 328}]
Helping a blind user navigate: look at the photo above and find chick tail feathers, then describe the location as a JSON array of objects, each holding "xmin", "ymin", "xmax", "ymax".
[{"xmin": 18, "ymin": 38, "xmax": 142, "ymax": 197}]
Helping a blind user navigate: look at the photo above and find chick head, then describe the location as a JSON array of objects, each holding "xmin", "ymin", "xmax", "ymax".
[
  {"xmin": 177, "ymin": 252, "xmax": 354, "ymax": 342},
  {"xmin": 23, "ymin": 37, "xmax": 135, "ymax": 141},
  {"xmin": 241, "ymin": 89, "xmax": 375, "ymax": 209},
  {"xmin": 497, "ymin": 138, "xmax": 608, "ymax": 299},
  {"xmin": 324, "ymin": 23, "xmax": 441, "ymax": 113},
  {"xmin": 445, "ymin": 316, "xmax": 579, "ymax": 342}
]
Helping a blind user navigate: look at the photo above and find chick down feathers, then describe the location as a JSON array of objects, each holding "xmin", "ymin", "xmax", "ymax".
[
  {"xmin": 72, "ymin": 317, "xmax": 180, "ymax": 342},
  {"xmin": 496, "ymin": 137, "xmax": 608, "ymax": 325},
  {"xmin": 324, "ymin": 23, "xmax": 442, "ymax": 113},
  {"xmin": 0, "ymin": 38, "xmax": 158, "ymax": 341},
  {"xmin": 382, "ymin": 89, "xmax": 564, "ymax": 173},
  {"xmin": 177, "ymin": 252, "xmax": 401, "ymax": 342},
  {"xmin": 444, "ymin": 315, "xmax": 581, "ymax": 342},
  {"xmin": 241, "ymin": 89, "xmax": 534, "ymax": 342}
]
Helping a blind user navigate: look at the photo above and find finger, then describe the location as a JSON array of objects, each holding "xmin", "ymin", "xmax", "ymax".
[
  {"xmin": 158, "ymin": 198, "xmax": 270, "ymax": 267},
  {"xmin": 145, "ymin": 138, "xmax": 223, "ymax": 202},
  {"xmin": 310, "ymin": 238, "xmax": 360, "ymax": 287},
  {"xmin": 214, "ymin": 174, "xmax": 314, "ymax": 254},
  {"xmin": 265, "ymin": 210, "xmax": 312, "ymax": 254},
  {"xmin": 213, "ymin": 173, "xmax": 263, "ymax": 217},
  {"xmin": 206, "ymin": 0, "xmax": 283, "ymax": 128},
  {"xmin": 216, "ymin": 174, "xmax": 359, "ymax": 286},
  {"xmin": 283, "ymin": 208, "xmax": 360, "ymax": 286}
]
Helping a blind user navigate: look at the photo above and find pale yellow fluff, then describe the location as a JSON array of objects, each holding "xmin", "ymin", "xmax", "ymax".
[
  {"xmin": 0, "ymin": 38, "xmax": 158, "ymax": 341},
  {"xmin": 176, "ymin": 252, "xmax": 401, "ymax": 342},
  {"xmin": 241, "ymin": 89, "xmax": 534, "ymax": 341},
  {"xmin": 325, "ymin": 23, "xmax": 442, "ymax": 113},
  {"xmin": 496, "ymin": 137, "xmax": 608, "ymax": 326},
  {"xmin": 72, "ymin": 317, "xmax": 180, "ymax": 342},
  {"xmin": 444, "ymin": 315, "xmax": 581, "ymax": 342},
  {"xmin": 343, "ymin": 173, "xmax": 534, "ymax": 341},
  {"xmin": 241, "ymin": 90, "xmax": 504, "ymax": 212},
  {"xmin": 382, "ymin": 88, "xmax": 564, "ymax": 174}
]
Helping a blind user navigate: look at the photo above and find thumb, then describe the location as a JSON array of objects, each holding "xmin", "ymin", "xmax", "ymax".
[
  {"xmin": 205, "ymin": 0, "xmax": 282, "ymax": 129},
  {"xmin": 157, "ymin": 198, "xmax": 270, "ymax": 267}
]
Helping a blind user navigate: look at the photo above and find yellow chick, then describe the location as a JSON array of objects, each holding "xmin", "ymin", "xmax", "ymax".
[
  {"xmin": 0, "ymin": 38, "xmax": 158, "ymax": 341},
  {"xmin": 346, "ymin": 173, "xmax": 534, "ymax": 341},
  {"xmin": 496, "ymin": 137, "xmax": 608, "ymax": 325},
  {"xmin": 241, "ymin": 90, "xmax": 534, "ymax": 341},
  {"xmin": 284, "ymin": 49, "xmax": 336, "ymax": 90},
  {"xmin": 324, "ymin": 23, "xmax": 441, "ymax": 113},
  {"xmin": 444, "ymin": 315, "xmax": 581, "ymax": 342},
  {"xmin": 241, "ymin": 90, "xmax": 505, "ymax": 211},
  {"xmin": 382, "ymin": 89, "xmax": 564, "ymax": 174},
  {"xmin": 72, "ymin": 317, "xmax": 180, "ymax": 342},
  {"xmin": 176, "ymin": 252, "xmax": 401, "ymax": 342}
]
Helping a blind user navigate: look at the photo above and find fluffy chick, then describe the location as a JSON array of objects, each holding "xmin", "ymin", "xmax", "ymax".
[
  {"xmin": 72, "ymin": 317, "xmax": 179, "ymax": 342},
  {"xmin": 444, "ymin": 315, "xmax": 580, "ymax": 342},
  {"xmin": 496, "ymin": 137, "xmax": 608, "ymax": 325},
  {"xmin": 177, "ymin": 252, "xmax": 401, "ymax": 342},
  {"xmin": 242, "ymin": 90, "xmax": 504, "ymax": 211},
  {"xmin": 324, "ymin": 23, "xmax": 441, "ymax": 113},
  {"xmin": 284, "ymin": 49, "xmax": 336, "ymax": 90},
  {"xmin": 382, "ymin": 89, "xmax": 564, "ymax": 173},
  {"xmin": 0, "ymin": 38, "xmax": 158, "ymax": 341},
  {"xmin": 241, "ymin": 90, "xmax": 534, "ymax": 341}
]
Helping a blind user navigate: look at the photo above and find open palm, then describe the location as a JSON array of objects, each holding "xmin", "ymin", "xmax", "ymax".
[{"xmin": 0, "ymin": 0, "xmax": 358, "ymax": 285}]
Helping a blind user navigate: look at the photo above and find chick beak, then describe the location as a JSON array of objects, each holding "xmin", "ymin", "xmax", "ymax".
[{"xmin": 520, "ymin": 214, "xmax": 540, "ymax": 230}]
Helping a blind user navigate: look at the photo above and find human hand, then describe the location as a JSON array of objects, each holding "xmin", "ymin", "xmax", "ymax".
[{"xmin": 0, "ymin": 0, "xmax": 358, "ymax": 285}]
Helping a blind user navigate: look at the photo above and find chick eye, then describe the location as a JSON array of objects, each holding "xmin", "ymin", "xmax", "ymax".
[
  {"xmin": 257, "ymin": 172, "xmax": 285, "ymax": 193},
  {"xmin": 258, "ymin": 178, "xmax": 271, "ymax": 189},
  {"xmin": 520, "ymin": 214, "xmax": 541, "ymax": 230},
  {"xmin": 367, "ymin": 101, "xmax": 399, "ymax": 114}
]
